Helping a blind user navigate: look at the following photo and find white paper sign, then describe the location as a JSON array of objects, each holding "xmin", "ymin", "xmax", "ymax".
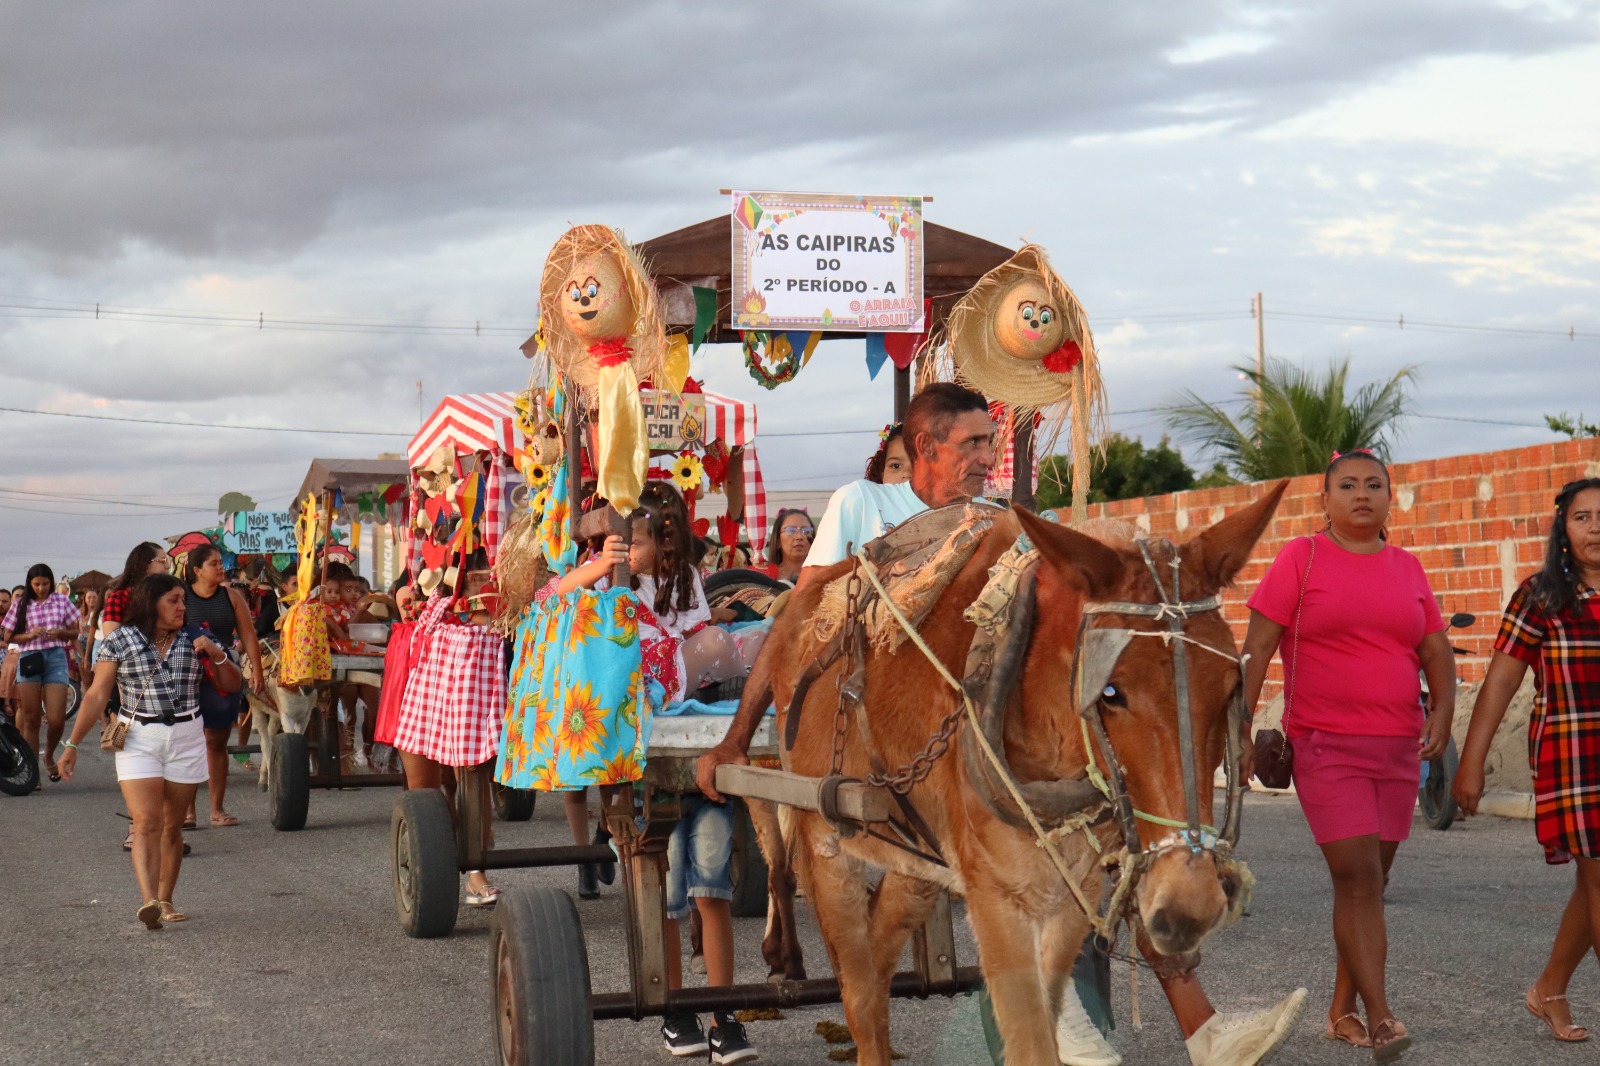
[{"xmin": 729, "ymin": 191, "xmax": 924, "ymax": 332}]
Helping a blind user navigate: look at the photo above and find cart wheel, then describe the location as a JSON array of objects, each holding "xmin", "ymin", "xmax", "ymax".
[
  {"xmin": 0, "ymin": 720, "xmax": 40, "ymax": 797},
  {"xmin": 492, "ymin": 887, "xmax": 594, "ymax": 1066},
  {"xmin": 494, "ymin": 783, "xmax": 537, "ymax": 822},
  {"xmin": 729, "ymin": 798, "xmax": 769, "ymax": 919},
  {"xmin": 1419, "ymin": 735, "xmax": 1459, "ymax": 831},
  {"xmin": 393, "ymin": 789, "xmax": 459, "ymax": 938},
  {"xmin": 269, "ymin": 732, "xmax": 310, "ymax": 831}
]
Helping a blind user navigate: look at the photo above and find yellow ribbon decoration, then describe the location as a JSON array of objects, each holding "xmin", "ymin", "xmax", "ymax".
[
  {"xmin": 290, "ymin": 494, "xmax": 319, "ymax": 605},
  {"xmin": 596, "ymin": 361, "xmax": 648, "ymax": 514},
  {"xmin": 663, "ymin": 333, "xmax": 691, "ymax": 394}
]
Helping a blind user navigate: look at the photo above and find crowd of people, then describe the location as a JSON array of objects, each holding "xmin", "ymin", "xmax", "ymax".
[{"xmin": 7, "ymin": 381, "xmax": 1598, "ymax": 1066}]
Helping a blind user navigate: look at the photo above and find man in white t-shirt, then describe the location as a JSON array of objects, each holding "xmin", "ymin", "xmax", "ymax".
[{"xmin": 794, "ymin": 382, "xmax": 997, "ymax": 593}]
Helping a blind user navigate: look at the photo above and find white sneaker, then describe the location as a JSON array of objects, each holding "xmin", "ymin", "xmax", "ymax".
[
  {"xmin": 1184, "ymin": 988, "xmax": 1306, "ymax": 1066},
  {"xmin": 1055, "ymin": 984, "xmax": 1120, "ymax": 1066}
]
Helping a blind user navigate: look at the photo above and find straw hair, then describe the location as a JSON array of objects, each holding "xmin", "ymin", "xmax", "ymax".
[
  {"xmin": 538, "ymin": 224, "xmax": 665, "ymax": 395},
  {"xmin": 491, "ymin": 511, "xmax": 550, "ymax": 635}
]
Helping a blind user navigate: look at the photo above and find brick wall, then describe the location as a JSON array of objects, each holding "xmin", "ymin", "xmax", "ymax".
[{"xmin": 1085, "ymin": 436, "xmax": 1600, "ymax": 691}]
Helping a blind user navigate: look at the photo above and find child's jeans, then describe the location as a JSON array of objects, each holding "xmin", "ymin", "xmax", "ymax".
[{"xmin": 664, "ymin": 794, "xmax": 734, "ymax": 920}]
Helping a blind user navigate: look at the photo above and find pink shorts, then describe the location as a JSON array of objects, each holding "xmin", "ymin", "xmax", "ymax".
[{"xmin": 1292, "ymin": 729, "xmax": 1421, "ymax": 844}]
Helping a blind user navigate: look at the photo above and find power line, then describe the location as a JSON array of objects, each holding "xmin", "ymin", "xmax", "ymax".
[
  {"xmin": 0, "ymin": 405, "xmax": 409, "ymax": 436},
  {"xmin": 0, "ymin": 297, "xmax": 530, "ymax": 338},
  {"xmin": 0, "ymin": 486, "xmax": 223, "ymax": 511}
]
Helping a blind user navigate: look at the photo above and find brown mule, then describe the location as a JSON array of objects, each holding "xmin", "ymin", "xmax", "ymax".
[{"xmin": 741, "ymin": 485, "xmax": 1286, "ymax": 1066}]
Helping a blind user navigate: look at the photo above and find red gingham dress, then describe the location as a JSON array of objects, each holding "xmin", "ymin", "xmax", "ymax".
[
  {"xmin": 1495, "ymin": 577, "xmax": 1600, "ymax": 864},
  {"xmin": 392, "ymin": 595, "xmax": 506, "ymax": 767}
]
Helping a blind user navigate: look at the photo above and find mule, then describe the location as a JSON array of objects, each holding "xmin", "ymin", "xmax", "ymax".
[{"xmin": 743, "ymin": 485, "xmax": 1284, "ymax": 1066}]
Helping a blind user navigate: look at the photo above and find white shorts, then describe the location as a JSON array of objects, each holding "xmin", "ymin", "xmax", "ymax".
[{"xmin": 114, "ymin": 717, "xmax": 209, "ymax": 784}]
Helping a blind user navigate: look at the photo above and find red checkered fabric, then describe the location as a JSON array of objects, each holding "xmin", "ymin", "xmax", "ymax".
[
  {"xmin": 983, "ymin": 404, "xmax": 1041, "ymax": 499},
  {"xmin": 1495, "ymin": 577, "xmax": 1600, "ymax": 864},
  {"xmin": 743, "ymin": 446, "xmax": 768, "ymax": 557},
  {"xmin": 482, "ymin": 460, "xmax": 504, "ymax": 566},
  {"xmin": 392, "ymin": 594, "xmax": 506, "ymax": 767}
]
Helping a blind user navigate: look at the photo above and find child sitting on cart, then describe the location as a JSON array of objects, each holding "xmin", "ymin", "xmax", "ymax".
[{"xmin": 558, "ymin": 481, "xmax": 759, "ymax": 1063}]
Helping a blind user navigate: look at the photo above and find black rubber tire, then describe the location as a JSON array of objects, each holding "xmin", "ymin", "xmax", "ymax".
[
  {"xmin": 494, "ymin": 783, "xmax": 537, "ymax": 822},
  {"xmin": 0, "ymin": 721, "xmax": 40, "ymax": 797},
  {"xmin": 728, "ymin": 798, "xmax": 769, "ymax": 919},
  {"xmin": 492, "ymin": 886, "xmax": 594, "ymax": 1066},
  {"xmin": 703, "ymin": 568, "xmax": 786, "ymax": 600},
  {"xmin": 63, "ymin": 680, "xmax": 81, "ymax": 723},
  {"xmin": 393, "ymin": 789, "xmax": 460, "ymax": 938},
  {"xmin": 269, "ymin": 732, "xmax": 311, "ymax": 832},
  {"xmin": 1420, "ymin": 735, "xmax": 1460, "ymax": 831}
]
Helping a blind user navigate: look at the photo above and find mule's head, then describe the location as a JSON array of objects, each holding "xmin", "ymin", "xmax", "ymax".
[{"xmin": 1015, "ymin": 482, "xmax": 1285, "ymax": 957}]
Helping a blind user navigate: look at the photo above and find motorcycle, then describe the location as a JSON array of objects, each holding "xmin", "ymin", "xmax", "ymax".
[{"xmin": 0, "ymin": 703, "xmax": 40, "ymax": 796}]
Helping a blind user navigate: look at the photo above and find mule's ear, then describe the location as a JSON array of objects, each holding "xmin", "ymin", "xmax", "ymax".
[
  {"xmin": 1014, "ymin": 507, "xmax": 1124, "ymax": 600},
  {"xmin": 1181, "ymin": 479, "xmax": 1289, "ymax": 593}
]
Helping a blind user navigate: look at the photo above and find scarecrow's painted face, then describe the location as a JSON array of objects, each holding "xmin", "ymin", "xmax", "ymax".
[
  {"xmin": 991, "ymin": 277, "xmax": 1067, "ymax": 361},
  {"xmin": 560, "ymin": 251, "xmax": 634, "ymax": 343}
]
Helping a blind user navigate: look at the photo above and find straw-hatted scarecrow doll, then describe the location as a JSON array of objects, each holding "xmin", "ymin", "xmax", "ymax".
[{"xmin": 498, "ymin": 225, "xmax": 665, "ymax": 795}]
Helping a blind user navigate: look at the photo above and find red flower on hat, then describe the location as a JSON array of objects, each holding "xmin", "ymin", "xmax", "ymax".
[
  {"xmin": 1041, "ymin": 341, "xmax": 1082, "ymax": 375},
  {"xmin": 587, "ymin": 338, "xmax": 633, "ymax": 368}
]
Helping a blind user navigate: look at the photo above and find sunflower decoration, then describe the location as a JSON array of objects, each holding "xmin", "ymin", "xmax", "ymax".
[
  {"xmin": 520, "ymin": 451, "xmax": 552, "ymax": 489},
  {"xmin": 670, "ymin": 451, "xmax": 705, "ymax": 495}
]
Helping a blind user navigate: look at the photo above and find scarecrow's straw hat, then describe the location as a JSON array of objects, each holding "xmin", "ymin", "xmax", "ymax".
[{"xmin": 538, "ymin": 224, "xmax": 665, "ymax": 395}]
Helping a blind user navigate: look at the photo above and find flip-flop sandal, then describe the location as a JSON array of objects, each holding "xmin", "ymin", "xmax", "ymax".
[
  {"xmin": 1324, "ymin": 1013, "xmax": 1371, "ymax": 1048},
  {"xmin": 465, "ymin": 883, "xmax": 502, "ymax": 907},
  {"xmin": 1371, "ymin": 1018, "xmax": 1411, "ymax": 1063},
  {"xmin": 122, "ymin": 831, "xmax": 134, "ymax": 852},
  {"xmin": 136, "ymin": 900, "xmax": 164, "ymax": 931},
  {"xmin": 1526, "ymin": 990, "xmax": 1590, "ymax": 1042},
  {"xmin": 181, "ymin": 819, "xmax": 198, "ymax": 830},
  {"xmin": 158, "ymin": 901, "xmax": 187, "ymax": 923},
  {"xmin": 211, "ymin": 813, "xmax": 240, "ymax": 827}
]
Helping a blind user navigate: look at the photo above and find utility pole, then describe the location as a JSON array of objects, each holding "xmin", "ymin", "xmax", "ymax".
[{"xmin": 1253, "ymin": 292, "xmax": 1265, "ymax": 381}]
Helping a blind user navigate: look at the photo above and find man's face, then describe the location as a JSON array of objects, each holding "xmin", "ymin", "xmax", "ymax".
[{"xmin": 917, "ymin": 409, "xmax": 996, "ymax": 503}]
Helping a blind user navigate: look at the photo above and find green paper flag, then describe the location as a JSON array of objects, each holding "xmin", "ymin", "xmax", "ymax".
[{"xmin": 692, "ymin": 286, "xmax": 718, "ymax": 352}]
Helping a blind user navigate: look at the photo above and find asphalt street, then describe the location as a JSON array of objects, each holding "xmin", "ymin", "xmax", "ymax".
[{"xmin": 2, "ymin": 750, "xmax": 1593, "ymax": 1066}]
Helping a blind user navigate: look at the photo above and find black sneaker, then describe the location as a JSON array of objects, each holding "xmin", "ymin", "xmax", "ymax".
[
  {"xmin": 661, "ymin": 1013, "xmax": 709, "ymax": 1057},
  {"xmin": 708, "ymin": 1015, "xmax": 758, "ymax": 1064}
]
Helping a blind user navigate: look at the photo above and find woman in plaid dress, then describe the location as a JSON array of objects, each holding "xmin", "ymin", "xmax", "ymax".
[{"xmin": 1456, "ymin": 477, "xmax": 1600, "ymax": 1043}]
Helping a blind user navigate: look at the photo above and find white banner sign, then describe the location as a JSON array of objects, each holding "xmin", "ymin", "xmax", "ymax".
[{"xmin": 729, "ymin": 191, "xmax": 924, "ymax": 333}]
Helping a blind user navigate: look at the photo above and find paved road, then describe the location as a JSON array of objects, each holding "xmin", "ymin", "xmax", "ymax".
[{"xmin": 2, "ymin": 750, "xmax": 1591, "ymax": 1066}]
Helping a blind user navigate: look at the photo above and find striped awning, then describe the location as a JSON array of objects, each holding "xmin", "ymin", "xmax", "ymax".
[
  {"xmin": 407, "ymin": 392, "xmax": 521, "ymax": 468},
  {"xmin": 407, "ymin": 389, "xmax": 756, "ymax": 467}
]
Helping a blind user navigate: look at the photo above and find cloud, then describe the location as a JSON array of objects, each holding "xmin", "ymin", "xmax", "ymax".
[{"xmin": 1, "ymin": 0, "xmax": 1594, "ymax": 262}]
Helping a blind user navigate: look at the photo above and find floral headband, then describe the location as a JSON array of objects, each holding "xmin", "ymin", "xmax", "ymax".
[{"xmin": 879, "ymin": 422, "xmax": 902, "ymax": 443}]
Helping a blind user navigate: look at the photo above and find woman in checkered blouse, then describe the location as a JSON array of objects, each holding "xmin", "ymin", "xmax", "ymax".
[
  {"xmin": 59, "ymin": 573, "xmax": 240, "ymax": 930},
  {"xmin": 0, "ymin": 563, "xmax": 81, "ymax": 784},
  {"xmin": 1456, "ymin": 478, "xmax": 1600, "ymax": 1043}
]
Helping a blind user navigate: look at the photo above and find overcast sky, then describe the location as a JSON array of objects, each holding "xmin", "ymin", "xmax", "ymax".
[{"xmin": 1, "ymin": 1, "xmax": 1597, "ymax": 574}]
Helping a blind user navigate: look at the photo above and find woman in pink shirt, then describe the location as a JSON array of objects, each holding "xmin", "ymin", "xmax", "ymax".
[{"xmin": 1242, "ymin": 451, "xmax": 1455, "ymax": 1062}]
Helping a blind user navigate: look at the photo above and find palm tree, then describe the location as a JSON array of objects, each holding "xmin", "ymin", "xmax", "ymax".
[{"xmin": 1163, "ymin": 357, "xmax": 1418, "ymax": 481}]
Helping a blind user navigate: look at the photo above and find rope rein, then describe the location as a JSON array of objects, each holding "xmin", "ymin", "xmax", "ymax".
[{"xmin": 849, "ymin": 547, "xmax": 1107, "ymax": 929}]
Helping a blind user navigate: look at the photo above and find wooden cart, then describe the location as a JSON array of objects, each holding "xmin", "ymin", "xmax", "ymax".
[{"xmin": 487, "ymin": 719, "xmax": 984, "ymax": 1066}]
